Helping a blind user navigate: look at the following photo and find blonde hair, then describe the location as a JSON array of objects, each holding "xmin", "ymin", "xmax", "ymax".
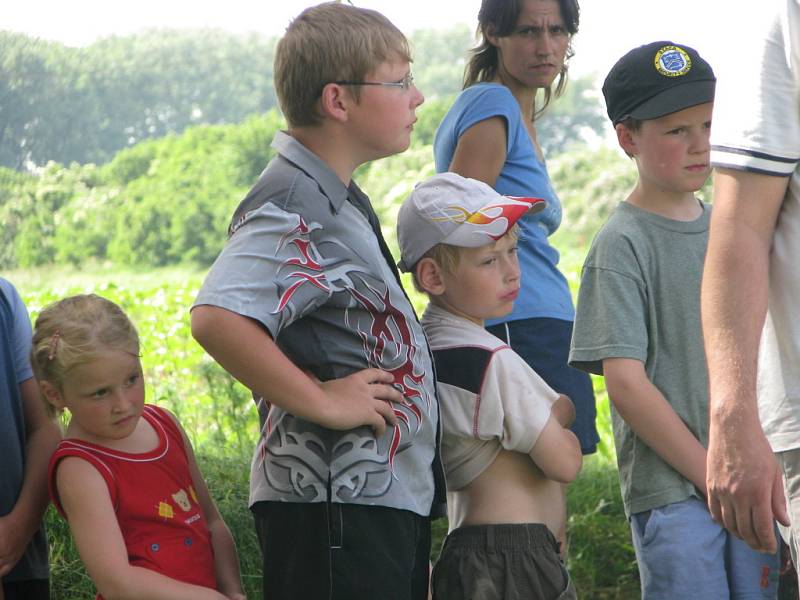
[
  {"xmin": 274, "ymin": 1, "xmax": 412, "ymax": 128},
  {"xmin": 412, "ymin": 225, "xmax": 520, "ymax": 293},
  {"xmin": 31, "ymin": 294, "xmax": 140, "ymax": 416}
]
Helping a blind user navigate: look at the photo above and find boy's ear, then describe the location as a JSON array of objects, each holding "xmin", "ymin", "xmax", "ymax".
[
  {"xmin": 318, "ymin": 83, "xmax": 353, "ymax": 123},
  {"xmin": 39, "ymin": 380, "xmax": 65, "ymax": 411},
  {"xmin": 615, "ymin": 123, "xmax": 638, "ymax": 156},
  {"xmin": 416, "ymin": 257, "xmax": 446, "ymax": 296}
]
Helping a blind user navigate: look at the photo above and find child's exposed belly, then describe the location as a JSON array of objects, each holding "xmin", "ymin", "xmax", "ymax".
[{"xmin": 446, "ymin": 448, "xmax": 565, "ymax": 537}]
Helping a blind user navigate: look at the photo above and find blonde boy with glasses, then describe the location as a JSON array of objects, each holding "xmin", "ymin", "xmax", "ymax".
[{"xmin": 191, "ymin": 3, "xmax": 444, "ymax": 599}]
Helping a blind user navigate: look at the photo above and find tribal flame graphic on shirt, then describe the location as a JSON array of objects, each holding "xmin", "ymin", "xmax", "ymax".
[{"xmin": 250, "ymin": 205, "xmax": 435, "ymax": 505}]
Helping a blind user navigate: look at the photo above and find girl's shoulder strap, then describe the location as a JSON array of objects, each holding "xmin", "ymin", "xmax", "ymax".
[
  {"xmin": 48, "ymin": 440, "xmax": 119, "ymax": 518},
  {"xmin": 142, "ymin": 404, "xmax": 188, "ymax": 459}
]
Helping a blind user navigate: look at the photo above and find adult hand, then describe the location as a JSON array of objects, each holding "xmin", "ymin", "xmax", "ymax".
[
  {"xmin": 706, "ymin": 415, "xmax": 789, "ymax": 553},
  {"xmin": 317, "ymin": 368, "xmax": 402, "ymax": 436},
  {"xmin": 0, "ymin": 513, "xmax": 28, "ymax": 578}
]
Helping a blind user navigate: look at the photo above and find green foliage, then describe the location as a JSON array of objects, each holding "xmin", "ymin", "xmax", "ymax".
[
  {"xmin": 566, "ymin": 456, "xmax": 640, "ymax": 598},
  {"xmin": 550, "ymin": 144, "xmax": 638, "ymax": 248},
  {"xmin": 537, "ymin": 75, "xmax": 607, "ymax": 156},
  {"xmin": 0, "ymin": 167, "xmax": 35, "ymax": 267},
  {"xmin": 18, "ymin": 269, "xmax": 259, "ymax": 452},
  {"xmin": 0, "ymin": 111, "xmax": 286, "ymax": 269},
  {"xmin": 2, "ymin": 26, "xmax": 608, "ymax": 171},
  {"xmin": 0, "ymin": 29, "xmax": 278, "ymax": 169},
  {"xmin": 411, "ymin": 95, "xmax": 456, "ymax": 147},
  {"xmin": 409, "ymin": 25, "xmax": 473, "ymax": 98}
]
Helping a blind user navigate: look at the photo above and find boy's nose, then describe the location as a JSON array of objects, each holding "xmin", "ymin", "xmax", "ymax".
[
  {"xmin": 691, "ymin": 130, "xmax": 711, "ymax": 153},
  {"xmin": 504, "ymin": 258, "xmax": 521, "ymax": 281},
  {"xmin": 410, "ymin": 84, "xmax": 424, "ymax": 108}
]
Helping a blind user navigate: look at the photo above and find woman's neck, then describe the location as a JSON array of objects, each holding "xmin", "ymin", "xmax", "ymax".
[{"xmin": 492, "ymin": 73, "xmax": 537, "ymax": 122}]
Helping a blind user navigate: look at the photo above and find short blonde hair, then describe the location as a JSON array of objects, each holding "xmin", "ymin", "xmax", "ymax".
[
  {"xmin": 31, "ymin": 294, "xmax": 140, "ymax": 416},
  {"xmin": 411, "ymin": 225, "xmax": 520, "ymax": 293},
  {"xmin": 274, "ymin": 2, "xmax": 412, "ymax": 128}
]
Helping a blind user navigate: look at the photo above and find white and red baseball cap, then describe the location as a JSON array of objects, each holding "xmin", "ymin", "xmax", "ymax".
[{"xmin": 397, "ymin": 172, "xmax": 545, "ymax": 272}]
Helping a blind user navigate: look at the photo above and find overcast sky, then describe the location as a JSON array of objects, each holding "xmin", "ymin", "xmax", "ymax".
[{"xmin": 4, "ymin": 0, "xmax": 727, "ymax": 80}]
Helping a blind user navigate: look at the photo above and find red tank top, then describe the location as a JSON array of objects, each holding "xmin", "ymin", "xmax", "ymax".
[{"xmin": 49, "ymin": 405, "xmax": 217, "ymax": 596}]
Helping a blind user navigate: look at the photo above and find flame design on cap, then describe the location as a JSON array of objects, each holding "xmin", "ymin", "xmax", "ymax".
[{"xmin": 438, "ymin": 196, "xmax": 542, "ymax": 245}]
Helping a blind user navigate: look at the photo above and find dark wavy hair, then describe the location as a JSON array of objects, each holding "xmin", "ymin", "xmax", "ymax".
[{"xmin": 464, "ymin": 0, "xmax": 580, "ymax": 119}]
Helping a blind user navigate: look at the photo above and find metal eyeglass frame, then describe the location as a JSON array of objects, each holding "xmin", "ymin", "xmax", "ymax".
[{"xmin": 333, "ymin": 73, "xmax": 415, "ymax": 92}]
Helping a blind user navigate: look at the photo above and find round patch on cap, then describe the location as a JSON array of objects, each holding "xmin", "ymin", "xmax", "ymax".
[{"xmin": 654, "ymin": 45, "xmax": 692, "ymax": 77}]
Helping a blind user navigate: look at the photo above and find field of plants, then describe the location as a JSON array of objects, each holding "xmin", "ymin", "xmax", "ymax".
[{"xmin": 4, "ymin": 258, "xmax": 640, "ymax": 599}]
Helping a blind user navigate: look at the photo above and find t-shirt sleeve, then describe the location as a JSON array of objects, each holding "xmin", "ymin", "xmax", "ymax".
[
  {"xmin": 0, "ymin": 278, "xmax": 33, "ymax": 383},
  {"xmin": 710, "ymin": 2, "xmax": 800, "ymax": 175},
  {"xmin": 193, "ymin": 197, "xmax": 332, "ymax": 339},
  {"xmin": 569, "ymin": 232, "xmax": 649, "ymax": 375},
  {"xmin": 452, "ymin": 86, "xmax": 521, "ymax": 157},
  {"xmin": 476, "ymin": 348, "xmax": 558, "ymax": 454}
]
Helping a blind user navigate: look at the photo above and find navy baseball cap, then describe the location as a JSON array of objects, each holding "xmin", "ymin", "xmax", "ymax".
[{"xmin": 603, "ymin": 41, "xmax": 716, "ymax": 125}]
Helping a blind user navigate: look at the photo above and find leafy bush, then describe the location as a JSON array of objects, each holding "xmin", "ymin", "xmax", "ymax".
[{"xmin": 0, "ymin": 111, "xmax": 288, "ymax": 269}]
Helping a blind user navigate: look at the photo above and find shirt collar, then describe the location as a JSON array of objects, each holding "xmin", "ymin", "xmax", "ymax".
[{"xmin": 271, "ymin": 130, "xmax": 349, "ymax": 212}]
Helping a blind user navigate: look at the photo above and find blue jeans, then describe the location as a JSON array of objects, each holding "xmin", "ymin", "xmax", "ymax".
[{"xmin": 630, "ymin": 497, "xmax": 778, "ymax": 599}]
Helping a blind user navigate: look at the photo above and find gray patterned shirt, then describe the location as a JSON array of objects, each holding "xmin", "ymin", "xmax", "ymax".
[{"xmin": 194, "ymin": 131, "xmax": 442, "ymax": 516}]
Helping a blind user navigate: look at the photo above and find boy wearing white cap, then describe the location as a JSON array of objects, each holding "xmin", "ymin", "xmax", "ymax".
[{"xmin": 397, "ymin": 172, "xmax": 582, "ymax": 600}]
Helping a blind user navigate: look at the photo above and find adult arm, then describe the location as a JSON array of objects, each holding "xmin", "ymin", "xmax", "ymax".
[
  {"xmin": 0, "ymin": 378, "xmax": 61, "ymax": 577},
  {"xmin": 603, "ymin": 358, "xmax": 707, "ymax": 492},
  {"xmin": 56, "ymin": 457, "xmax": 229, "ymax": 600},
  {"xmin": 191, "ymin": 305, "xmax": 400, "ymax": 435},
  {"xmin": 448, "ymin": 116, "xmax": 508, "ymax": 186},
  {"xmin": 702, "ymin": 168, "xmax": 790, "ymax": 553}
]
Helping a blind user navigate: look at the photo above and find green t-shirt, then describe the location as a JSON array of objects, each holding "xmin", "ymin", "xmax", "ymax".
[{"xmin": 569, "ymin": 200, "xmax": 710, "ymax": 516}]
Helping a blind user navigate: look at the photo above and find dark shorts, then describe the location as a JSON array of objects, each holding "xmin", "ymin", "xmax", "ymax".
[
  {"xmin": 2, "ymin": 578, "xmax": 49, "ymax": 600},
  {"xmin": 488, "ymin": 317, "xmax": 599, "ymax": 454},
  {"xmin": 252, "ymin": 500, "xmax": 431, "ymax": 600},
  {"xmin": 431, "ymin": 523, "xmax": 576, "ymax": 600}
]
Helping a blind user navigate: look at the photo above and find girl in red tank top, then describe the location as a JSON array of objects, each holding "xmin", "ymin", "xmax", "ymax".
[{"xmin": 30, "ymin": 294, "xmax": 246, "ymax": 600}]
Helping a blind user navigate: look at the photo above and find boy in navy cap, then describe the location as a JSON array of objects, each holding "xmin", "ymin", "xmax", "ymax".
[{"xmin": 569, "ymin": 42, "xmax": 778, "ymax": 598}]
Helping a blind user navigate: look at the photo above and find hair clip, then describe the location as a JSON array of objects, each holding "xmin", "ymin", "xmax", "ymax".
[{"xmin": 48, "ymin": 330, "xmax": 61, "ymax": 361}]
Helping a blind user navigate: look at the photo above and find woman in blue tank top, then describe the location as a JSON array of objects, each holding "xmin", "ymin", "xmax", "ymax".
[{"xmin": 433, "ymin": 0, "xmax": 598, "ymax": 456}]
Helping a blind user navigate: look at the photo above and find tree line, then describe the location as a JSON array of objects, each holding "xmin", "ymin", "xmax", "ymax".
[
  {"xmin": 0, "ymin": 106, "xmax": 635, "ymax": 271},
  {"xmin": 0, "ymin": 26, "xmax": 617, "ymax": 271},
  {"xmin": 0, "ymin": 26, "xmax": 604, "ymax": 170}
]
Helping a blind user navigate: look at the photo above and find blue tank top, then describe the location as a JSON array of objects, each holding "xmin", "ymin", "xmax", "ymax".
[{"xmin": 433, "ymin": 83, "xmax": 575, "ymax": 324}]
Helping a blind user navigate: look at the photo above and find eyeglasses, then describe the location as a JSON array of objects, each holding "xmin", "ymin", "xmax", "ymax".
[{"xmin": 333, "ymin": 73, "xmax": 415, "ymax": 92}]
